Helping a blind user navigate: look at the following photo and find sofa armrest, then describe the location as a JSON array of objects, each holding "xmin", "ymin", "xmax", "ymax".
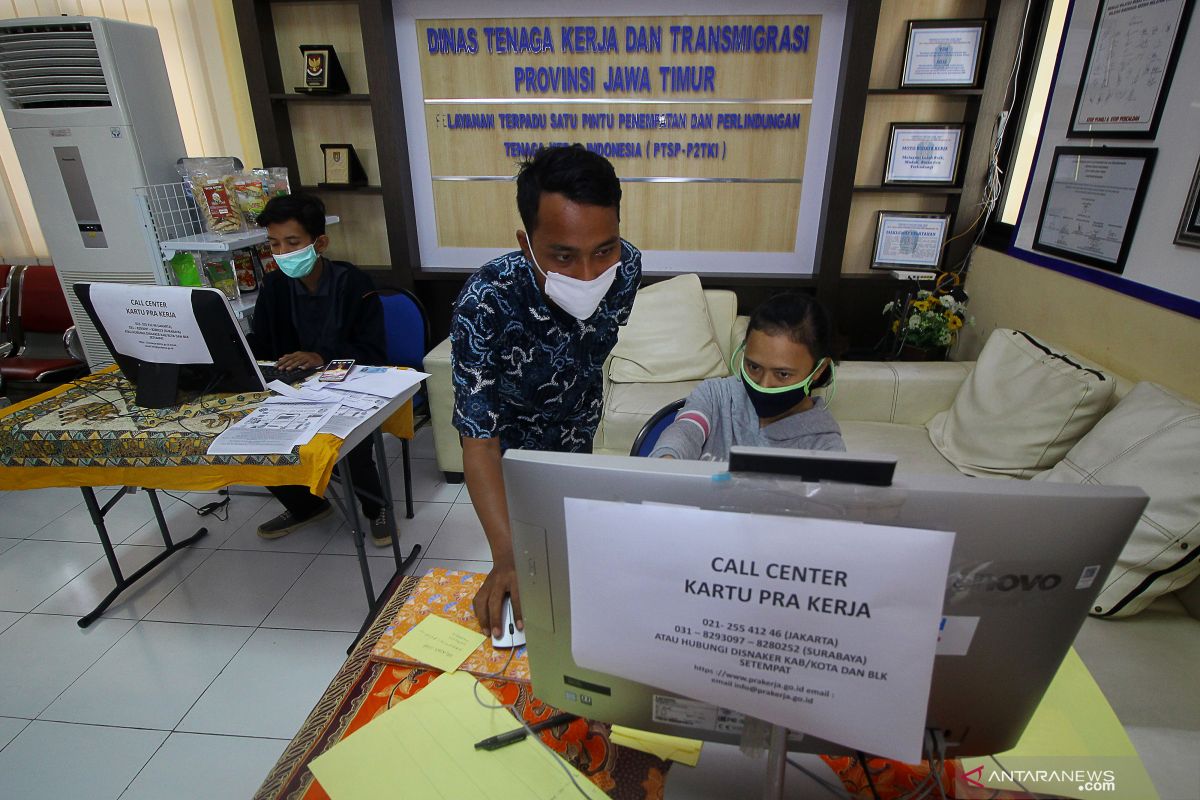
[
  {"xmin": 424, "ymin": 336, "xmax": 463, "ymax": 474},
  {"xmin": 827, "ymin": 360, "xmax": 973, "ymax": 425}
]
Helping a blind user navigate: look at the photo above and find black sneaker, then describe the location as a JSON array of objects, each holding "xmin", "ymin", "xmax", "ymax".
[
  {"xmin": 257, "ymin": 500, "xmax": 332, "ymax": 539},
  {"xmin": 369, "ymin": 508, "xmax": 393, "ymax": 548}
]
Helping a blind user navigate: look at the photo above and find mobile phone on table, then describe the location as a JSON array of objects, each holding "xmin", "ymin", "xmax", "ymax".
[{"xmin": 319, "ymin": 359, "xmax": 355, "ymax": 382}]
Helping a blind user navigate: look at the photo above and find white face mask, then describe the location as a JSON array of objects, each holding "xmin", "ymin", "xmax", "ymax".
[{"xmin": 525, "ymin": 240, "xmax": 621, "ymax": 321}]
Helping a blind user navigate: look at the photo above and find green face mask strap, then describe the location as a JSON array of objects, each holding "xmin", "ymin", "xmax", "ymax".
[
  {"xmin": 730, "ymin": 341, "xmax": 746, "ymax": 376},
  {"xmin": 739, "ymin": 354, "xmax": 830, "ymax": 396},
  {"xmin": 822, "ymin": 360, "xmax": 838, "ymax": 407}
]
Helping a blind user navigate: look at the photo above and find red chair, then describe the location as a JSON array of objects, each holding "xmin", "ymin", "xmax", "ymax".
[
  {"xmin": 0, "ymin": 265, "xmax": 88, "ymax": 401},
  {"xmin": 0, "ymin": 265, "xmax": 13, "ymax": 357}
]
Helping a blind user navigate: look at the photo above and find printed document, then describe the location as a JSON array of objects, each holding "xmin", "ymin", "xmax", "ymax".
[
  {"xmin": 565, "ymin": 499, "xmax": 955, "ymax": 763},
  {"xmin": 90, "ymin": 283, "xmax": 212, "ymax": 365},
  {"xmin": 207, "ymin": 402, "xmax": 338, "ymax": 455}
]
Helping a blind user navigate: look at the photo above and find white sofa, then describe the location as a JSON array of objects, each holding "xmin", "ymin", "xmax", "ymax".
[{"xmin": 424, "ymin": 288, "xmax": 1199, "ymax": 798}]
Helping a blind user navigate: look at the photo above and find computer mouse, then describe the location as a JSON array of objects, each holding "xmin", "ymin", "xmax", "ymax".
[{"xmin": 491, "ymin": 595, "xmax": 526, "ymax": 649}]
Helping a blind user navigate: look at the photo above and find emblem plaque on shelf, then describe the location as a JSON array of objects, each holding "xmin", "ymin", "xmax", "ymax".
[
  {"xmin": 296, "ymin": 44, "xmax": 349, "ymax": 94},
  {"xmin": 320, "ymin": 143, "xmax": 367, "ymax": 187}
]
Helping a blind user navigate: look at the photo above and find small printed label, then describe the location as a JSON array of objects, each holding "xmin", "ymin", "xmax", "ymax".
[
  {"xmin": 652, "ymin": 696, "xmax": 745, "ymax": 733},
  {"xmin": 936, "ymin": 615, "xmax": 980, "ymax": 656},
  {"xmin": 1076, "ymin": 565, "xmax": 1102, "ymax": 590},
  {"xmin": 49, "ymin": 128, "xmax": 71, "ymax": 137}
]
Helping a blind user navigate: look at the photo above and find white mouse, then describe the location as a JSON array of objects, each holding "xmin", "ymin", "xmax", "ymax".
[{"xmin": 491, "ymin": 595, "xmax": 526, "ymax": 649}]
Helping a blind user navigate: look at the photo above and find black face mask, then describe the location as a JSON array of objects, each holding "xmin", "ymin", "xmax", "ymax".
[{"xmin": 741, "ymin": 375, "xmax": 812, "ymax": 419}]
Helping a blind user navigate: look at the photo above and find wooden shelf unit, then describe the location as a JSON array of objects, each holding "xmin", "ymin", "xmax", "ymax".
[{"xmin": 233, "ymin": 0, "xmax": 418, "ymax": 289}]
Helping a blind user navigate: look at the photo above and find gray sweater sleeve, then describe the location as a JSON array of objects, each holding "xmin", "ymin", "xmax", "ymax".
[{"xmin": 649, "ymin": 381, "xmax": 719, "ymax": 459}]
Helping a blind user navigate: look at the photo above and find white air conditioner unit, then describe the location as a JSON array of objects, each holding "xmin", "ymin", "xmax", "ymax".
[{"xmin": 0, "ymin": 17, "xmax": 185, "ymax": 368}]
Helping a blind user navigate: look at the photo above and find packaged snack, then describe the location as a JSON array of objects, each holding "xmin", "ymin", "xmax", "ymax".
[
  {"xmin": 254, "ymin": 166, "xmax": 290, "ymax": 197},
  {"xmin": 168, "ymin": 251, "xmax": 203, "ymax": 287},
  {"xmin": 190, "ymin": 170, "xmax": 246, "ymax": 235},
  {"xmin": 232, "ymin": 251, "xmax": 257, "ymax": 292},
  {"xmin": 203, "ymin": 256, "xmax": 239, "ymax": 300},
  {"xmin": 233, "ymin": 174, "xmax": 269, "ymax": 224},
  {"xmin": 254, "ymin": 242, "xmax": 279, "ymax": 274},
  {"xmin": 177, "ymin": 157, "xmax": 239, "ymax": 197}
]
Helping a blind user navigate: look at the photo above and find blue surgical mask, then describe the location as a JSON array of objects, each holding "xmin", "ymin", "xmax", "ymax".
[{"xmin": 274, "ymin": 244, "xmax": 318, "ymax": 278}]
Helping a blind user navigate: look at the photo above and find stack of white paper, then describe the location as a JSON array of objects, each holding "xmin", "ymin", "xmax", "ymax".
[{"xmin": 207, "ymin": 402, "xmax": 339, "ymax": 455}]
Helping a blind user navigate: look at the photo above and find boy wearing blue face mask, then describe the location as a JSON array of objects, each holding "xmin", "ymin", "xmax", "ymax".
[
  {"xmin": 246, "ymin": 193, "xmax": 393, "ymax": 544},
  {"xmin": 651, "ymin": 293, "xmax": 844, "ymax": 460}
]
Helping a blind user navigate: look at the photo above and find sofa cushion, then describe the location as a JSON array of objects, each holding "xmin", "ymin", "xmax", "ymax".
[
  {"xmin": 597, "ymin": 379, "xmax": 701, "ymax": 455},
  {"xmin": 1034, "ymin": 382, "xmax": 1200, "ymax": 617},
  {"xmin": 608, "ymin": 274, "xmax": 726, "ymax": 384},
  {"xmin": 839, "ymin": 421, "xmax": 962, "ymax": 478},
  {"xmin": 829, "ymin": 361, "xmax": 972, "ymax": 425},
  {"xmin": 927, "ymin": 329, "xmax": 1114, "ymax": 478}
]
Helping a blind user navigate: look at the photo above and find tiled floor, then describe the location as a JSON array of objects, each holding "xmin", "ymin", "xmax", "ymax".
[{"xmin": 0, "ymin": 426, "xmax": 493, "ymax": 799}]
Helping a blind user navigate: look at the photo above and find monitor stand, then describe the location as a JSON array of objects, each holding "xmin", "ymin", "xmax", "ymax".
[
  {"xmin": 764, "ymin": 724, "xmax": 788, "ymax": 800},
  {"xmin": 133, "ymin": 361, "xmax": 179, "ymax": 409}
]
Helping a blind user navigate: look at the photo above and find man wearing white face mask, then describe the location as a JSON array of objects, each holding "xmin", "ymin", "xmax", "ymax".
[{"xmin": 450, "ymin": 145, "xmax": 641, "ymax": 638}]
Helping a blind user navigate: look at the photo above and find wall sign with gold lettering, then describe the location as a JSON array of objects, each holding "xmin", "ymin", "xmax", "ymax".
[{"xmin": 394, "ymin": 4, "xmax": 850, "ymax": 276}]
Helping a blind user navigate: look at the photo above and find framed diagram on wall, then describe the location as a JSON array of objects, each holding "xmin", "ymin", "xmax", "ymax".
[
  {"xmin": 1176, "ymin": 155, "xmax": 1200, "ymax": 249},
  {"xmin": 1067, "ymin": 0, "xmax": 1195, "ymax": 139},
  {"xmin": 1032, "ymin": 147, "xmax": 1157, "ymax": 274}
]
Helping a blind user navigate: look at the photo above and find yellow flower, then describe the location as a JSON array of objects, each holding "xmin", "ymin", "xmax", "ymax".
[
  {"xmin": 891, "ymin": 320, "xmax": 900, "ymax": 333},
  {"xmin": 948, "ymin": 315, "xmax": 963, "ymax": 331}
]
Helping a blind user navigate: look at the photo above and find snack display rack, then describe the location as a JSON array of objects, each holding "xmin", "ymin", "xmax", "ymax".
[{"xmin": 133, "ymin": 182, "xmax": 338, "ymax": 318}]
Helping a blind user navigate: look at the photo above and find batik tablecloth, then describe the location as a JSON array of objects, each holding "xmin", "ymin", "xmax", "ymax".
[{"xmin": 0, "ymin": 367, "xmax": 413, "ymax": 493}]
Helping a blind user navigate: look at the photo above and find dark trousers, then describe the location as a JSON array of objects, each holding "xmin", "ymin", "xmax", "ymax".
[{"xmin": 267, "ymin": 438, "xmax": 384, "ymax": 520}]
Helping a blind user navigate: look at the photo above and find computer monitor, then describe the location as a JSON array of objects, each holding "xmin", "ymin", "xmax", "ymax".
[
  {"xmin": 74, "ymin": 282, "xmax": 267, "ymax": 408},
  {"xmin": 503, "ymin": 448, "xmax": 1147, "ymax": 759}
]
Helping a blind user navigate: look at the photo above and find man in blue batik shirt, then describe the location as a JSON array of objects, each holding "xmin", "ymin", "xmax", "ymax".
[{"xmin": 450, "ymin": 145, "xmax": 641, "ymax": 638}]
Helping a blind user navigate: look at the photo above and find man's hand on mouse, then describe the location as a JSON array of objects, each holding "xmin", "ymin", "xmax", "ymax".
[
  {"xmin": 474, "ymin": 560, "xmax": 523, "ymax": 638},
  {"xmin": 276, "ymin": 351, "xmax": 325, "ymax": 370}
]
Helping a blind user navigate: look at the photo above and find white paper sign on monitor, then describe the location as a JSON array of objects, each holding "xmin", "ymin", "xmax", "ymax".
[
  {"xmin": 565, "ymin": 499, "xmax": 955, "ymax": 763},
  {"xmin": 90, "ymin": 283, "xmax": 213, "ymax": 365}
]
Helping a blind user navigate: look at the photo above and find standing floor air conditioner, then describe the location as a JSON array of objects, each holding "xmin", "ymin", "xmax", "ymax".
[{"xmin": 0, "ymin": 16, "xmax": 185, "ymax": 368}]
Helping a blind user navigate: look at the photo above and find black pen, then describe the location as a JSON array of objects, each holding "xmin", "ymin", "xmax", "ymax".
[{"xmin": 474, "ymin": 712, "xmax": 579, "ymax": 751}]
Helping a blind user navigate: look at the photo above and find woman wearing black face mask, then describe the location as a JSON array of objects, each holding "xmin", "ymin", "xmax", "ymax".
[{"xmin": 651, "ymin": 293, "xmax": 844, "ymax": 461}]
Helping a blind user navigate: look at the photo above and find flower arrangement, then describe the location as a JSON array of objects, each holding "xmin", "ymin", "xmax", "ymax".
[{"xmin": 883, "ymin": 290, "xmax": 971, "ymax": 350}]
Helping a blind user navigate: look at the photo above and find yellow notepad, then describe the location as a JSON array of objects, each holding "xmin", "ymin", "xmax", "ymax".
[
  {"xmin": 391, "ymin": 614, "xmax": 485, "ymax": 673},
  {"xmin": 310, "ymin": 671, "xmax": 608, "ymax": 800},
  {"xmin": 959, "ymin": 648, "xmax": 1158, "ymax": 800},
  {"xmin": 610, "ymin": 725, "xmax": 703, "ymax": 766}
]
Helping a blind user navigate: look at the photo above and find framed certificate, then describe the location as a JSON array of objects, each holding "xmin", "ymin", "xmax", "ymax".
[
  {"xmin": 1175, "ymin": 155, "xmax": 1200, "ymax": 249},
  {"xmin": 871, "ymin": 211, "xmax": 952, "ymax": 271},
  {"xmin": 883, "ymin": 124, "xmax": 965, "ymax": 186},
  {"xmin": 901, "ymin": 19, "xmax": 987, "ymax": 88},
  {"xmin": 1033, "ymin": 147, "xmax": 1157, "ymax": 274},
  {"xmin": 1068, "ymin": 0, "xmax": 1194, "ymax": 138}
]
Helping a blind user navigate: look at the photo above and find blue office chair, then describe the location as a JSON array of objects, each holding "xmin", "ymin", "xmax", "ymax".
[
  {"xmin": 378, "ymin": 288, "xmax": 431, "ymax": 520},
  {"xmin": 629, "ymin": 399, "xmax": 686, "ymax": 457}
]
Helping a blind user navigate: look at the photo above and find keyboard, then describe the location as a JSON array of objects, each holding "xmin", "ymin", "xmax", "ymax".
[{"xmin": 259, "ymin": 364, "xmax": 320, "ymax": 385}]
